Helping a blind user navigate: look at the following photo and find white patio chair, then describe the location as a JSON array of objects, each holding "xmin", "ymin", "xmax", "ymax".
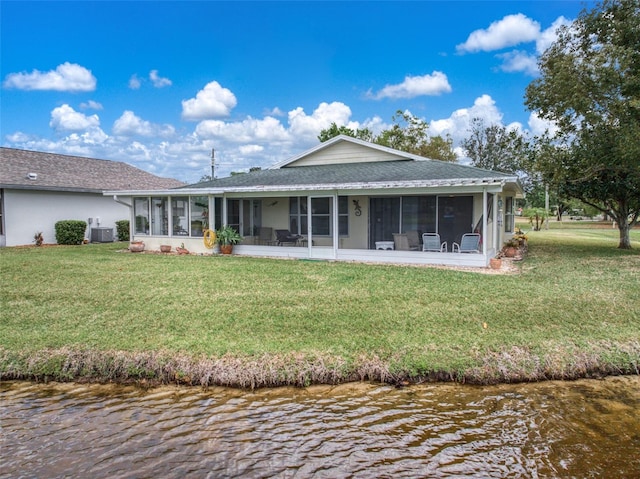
[
  {"xmin": 422, "ymin": 233, "xmax": 447, "ymax": 252},
  {"xmin": 452, "ymin": 233, "xmax": 481, "ymax": 253}
]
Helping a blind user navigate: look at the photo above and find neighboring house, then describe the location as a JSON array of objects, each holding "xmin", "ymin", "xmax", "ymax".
[
  {"xmin": 105, "ymin": 135, "xmax": 522, "ymax": 267},
  {"xmin": 0, "ymin": 148, "xmax": 185, "ymax": 247}
]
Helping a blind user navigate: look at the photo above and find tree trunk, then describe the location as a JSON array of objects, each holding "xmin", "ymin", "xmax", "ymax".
[{"xmin": 618, "ymin": 221, "xmax": 632, "ymax": 249}]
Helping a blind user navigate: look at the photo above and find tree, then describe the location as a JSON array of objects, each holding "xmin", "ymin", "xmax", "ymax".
[
  {"xmin": 318, "ymin": 110, "xmax": 457, "ymax": 162},
  {"xmin": 525, "ymin": 0, "xmax": 640, "ymax": 249},
  {"xmin": 317, "ymin": 123, "xmax": 374, "ymax": 143},
  {"xmin": 461, "ymin": 118, "xmax": 534, "ymax": 191}
]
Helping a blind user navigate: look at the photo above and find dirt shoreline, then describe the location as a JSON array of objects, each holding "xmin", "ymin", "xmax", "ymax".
[{"xmin": 2, "ymin": 343, "xmax": 638, "ymax": 389}]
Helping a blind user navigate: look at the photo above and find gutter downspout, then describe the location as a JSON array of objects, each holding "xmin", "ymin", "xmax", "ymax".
[{"xmin": 113, "ymin": 195, "xmax": 133, "ymax": 242}]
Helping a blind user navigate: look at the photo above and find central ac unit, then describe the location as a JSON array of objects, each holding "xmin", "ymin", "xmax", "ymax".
[{"xmin": 91, "ymin": 227, "xmax": 114, "ymax": 243}]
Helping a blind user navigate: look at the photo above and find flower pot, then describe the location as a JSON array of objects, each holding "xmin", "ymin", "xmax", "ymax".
[
  {"xmin": 160, "ymin": 245, "xmax": 171, "ymax": 253},
  {"xmin": 176, "ymin": 247, "xmax": 189, "ymax": 255},
  {"xmin": 219, "ymin": 244, "xmax": 233, "ymax": 255},
  {"xmin": 129, "ymin": 241, "xmax": 145, "ymax": 253},
  {"xmin": 504, "ymin": 246, "xmax": 518, "ymax": 258},
  {"xmin": 489, "ymin": 258, "xmax": 502, "ymax": 270}
]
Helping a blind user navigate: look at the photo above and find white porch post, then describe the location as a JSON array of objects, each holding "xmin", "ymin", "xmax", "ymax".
[
  {"xmin": 492, "ymin": 193, "xmax": 499, "ymax": 255},
  {"xmin": 482, "ymin": 188, "xmax": 488, "ymax": 257},
  {"xmin": 332, "ymin": 192, "xmax": 338, "ymax": 259},
  {"xmin": 306, "ymin": 196, "xmax": 312, "ymax": 254},
  {"xmin": 222, "ymin": 195, "xmax": 227, "ymax": 226}
]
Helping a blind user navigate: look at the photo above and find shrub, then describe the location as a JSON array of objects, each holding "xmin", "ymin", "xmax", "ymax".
[
  {"xmin": 55, "ymin": 220, "xmax": 87, "ymax": 245},
  {"xmin": 115, "ymin": 220, "xmax": 130, "ymax": 241}
]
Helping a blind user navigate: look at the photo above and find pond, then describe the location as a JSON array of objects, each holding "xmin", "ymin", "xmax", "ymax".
[{"xmin": 1, "ymin": 376, "xmax": 639, "ymax": 478}]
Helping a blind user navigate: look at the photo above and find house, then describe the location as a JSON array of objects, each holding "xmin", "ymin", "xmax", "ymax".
[
  {"xmin": 104, "ymin": 135, "xmax": 522, "ymax": 267},
  {"xmin": 0, "ymin": 148, "xmax": 185, "ymax": 247}
]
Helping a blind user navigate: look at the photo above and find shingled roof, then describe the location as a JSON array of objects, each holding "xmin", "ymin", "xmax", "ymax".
[
  {"xmin": 185, "ymin": 158, "xmax": 519, "ymax": 192},
  {"xmin": 0, "ymin": 147, "xmax": 185, "ymax": 192}
]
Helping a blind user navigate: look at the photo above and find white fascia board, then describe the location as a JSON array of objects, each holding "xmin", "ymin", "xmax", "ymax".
[
  {"xmin": 104, "ymin": 176, "xmax": 517, "ymax": 197},
  {"xmin": 103, "ymin": 187, "xmax": 227, "ymax": 196}
]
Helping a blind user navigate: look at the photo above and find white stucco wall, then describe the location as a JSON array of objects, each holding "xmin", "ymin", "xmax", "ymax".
[{"xmin": 3, "ymin": 189, "xmax": 130, "ymax": 246}]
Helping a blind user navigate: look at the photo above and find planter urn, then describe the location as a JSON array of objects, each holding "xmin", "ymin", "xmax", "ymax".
[
  {"xmin": 160, "ymin": 245, "xmax": 171, "ymax": 253},
  {"xmin": 219, "ymin": 244, "xmax": 233, "ymax": 255},
  {"xmin": 489, "ymin": 258, "xmax": 502, "ymax": 270},
  {"xmin": 504, "ymin": 246, "xmax": 518, "ymax": 258},
  {"xmin": 129, "ymin": 241, "xmax": 145, "ymax": 253}
]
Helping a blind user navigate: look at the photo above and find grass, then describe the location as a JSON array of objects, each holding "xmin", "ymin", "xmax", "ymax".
[{"xmin": 1, "ymin": 223, "xmax": 639, "ymax": 388}]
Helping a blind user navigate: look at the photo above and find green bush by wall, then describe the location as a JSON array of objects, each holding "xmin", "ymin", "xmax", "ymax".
[
  {"xmin": 115, "ymin": 220, "xmax": 130, "ymax": 241},
  {"xmin": 55, "ymin": 220, "xmax": 87, "ymax": 245}
]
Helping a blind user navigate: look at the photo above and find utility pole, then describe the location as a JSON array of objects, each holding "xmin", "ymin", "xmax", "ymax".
[{"xmin": 211, "ymin": 148, "xmax": 216, "ymax": 179}]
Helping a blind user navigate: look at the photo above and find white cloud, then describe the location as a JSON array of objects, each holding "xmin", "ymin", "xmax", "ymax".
[
  {"xmin": 3, "ymin": 62, "xmax": 97, "ymax": 92},
  {"xmin": 369, "ymin": 72, "xmax": 452, "ymax": 99},
  {"xmin": 49, "ymin": 104, "xmax": 100, "ymax": 132},
  {"xmin": 457, "ymin": 14, "xmax": 540, "ymax": 53},
  {"xmin": 497, "ymin": 50, "xmax": 539, "ymax": 75},
  {"xmin": 129, "ymin": 74, "xmax": 141, "ymax": 90},
  {"xmin": 528, "ymin": 111, "xmax": 560, "ymax": 137},
  {"xmin": 429, "ymin": 94, "xmax": 504, "ymax": 146},
  {"xmin": 149, "ymin": 70, "xmax": 172, "ymax": 88},
  {"xmin": 80, "ymin": 100, "xmax": 103, "ymax": 110},
  {"xmin": 536, "ymin": 16, "xmax": 573, "ymax": 54},
  {"xmin": 239, "ymin": 144, "xmax": 264, "ymax": 155},
  {"xmin": 195, "ymin": 115, "xmax": 289, "ymax": 143},
  {"xmin": 182, "ymin": 81, "xmax": 237, "ymax": 120},
  {"xmin": 288, "ymin": 101, "xmax": 353, "ymax": 139},
  {"xmin": 112, "ymin": 110, "xmax": 175, "ymax": 137}
]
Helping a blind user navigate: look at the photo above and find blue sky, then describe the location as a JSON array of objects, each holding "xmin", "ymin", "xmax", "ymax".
[{"xmin": 1, "ymin": 1, "xmax": 593, "ymax": 182}]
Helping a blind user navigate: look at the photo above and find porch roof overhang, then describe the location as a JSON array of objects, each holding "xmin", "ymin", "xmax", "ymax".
[{"xmin": 104, "ymin": 159, "xmax": 522, "ymax": 197}]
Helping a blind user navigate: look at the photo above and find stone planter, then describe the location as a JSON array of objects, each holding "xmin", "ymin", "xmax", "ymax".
[
  {"xmin": 129, "ymin": 241, "xmax": 145, "ymax": 253},
  {"xmin": 160, "ymin": 245, "xmax": 171, "ymax": 253}
]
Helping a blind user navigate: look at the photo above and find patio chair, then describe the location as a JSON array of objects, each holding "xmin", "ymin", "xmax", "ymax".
[
  {"xmin": 275, "ymin": 229, "xmax": 302, "ymax": 246},
  {"xmin": 406, "ymin": 230, "xmax": 422, "ymax": 251},
  {"xmin": 452, "ymin": 233, "xmax": 481, "ymax": 253},
  {"xmin": 393, "ymin": 233, "xmax": 410, "ymax": 251},
  {"xmin": 422, "ymin": 233, "xmax": 447, "ymax": 252},
  {"xmin": 257, "ymin": 227, "xmax": 274, "ymax": 245}
]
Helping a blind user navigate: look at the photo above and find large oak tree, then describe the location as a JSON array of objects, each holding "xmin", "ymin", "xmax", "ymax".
[{"xmin": 525, "ymin": 0, "xmax": 640, "ymax": 249}]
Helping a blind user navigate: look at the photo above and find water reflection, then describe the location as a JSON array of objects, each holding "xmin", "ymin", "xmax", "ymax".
[{"xmin": 1, "ymin": 376, "xmax": 639, "ymax": 478}]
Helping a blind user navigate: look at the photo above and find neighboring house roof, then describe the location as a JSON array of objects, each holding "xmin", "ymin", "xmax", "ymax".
[{"xmin": 0, "ymin": 147, "xmax": 185, "ymax": 193}]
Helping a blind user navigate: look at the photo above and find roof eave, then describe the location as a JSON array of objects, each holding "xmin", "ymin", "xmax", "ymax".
[{"xmin": 105, "ymin": 177, "xmax": 517, "ymax": 196}]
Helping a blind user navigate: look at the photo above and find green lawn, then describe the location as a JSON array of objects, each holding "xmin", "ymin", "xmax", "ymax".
[{"xmin": 1, "ymin": 225, "xmax": 638, "ymax": 387}]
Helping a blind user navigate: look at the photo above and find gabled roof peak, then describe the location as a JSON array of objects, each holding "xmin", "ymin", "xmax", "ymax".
[{"xmin": 269, "ymin": 135, "xmax": 431, "ymax": 169}]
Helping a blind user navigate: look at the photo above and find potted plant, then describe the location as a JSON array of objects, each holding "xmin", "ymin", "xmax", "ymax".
[
  {"xmin": 129, "ymin": 240, "xmax": 145, "ymax": 252},
  {"xmin": 502, "ymin": 238, "xmax": 519, "ymax": 257},
  {"xmin": 176, "ymin": 242, "xmax": 189, "ymax": 255},
  {"xmin": 215, "ymin": 225, "xmax": 243, "ymax": 254}
]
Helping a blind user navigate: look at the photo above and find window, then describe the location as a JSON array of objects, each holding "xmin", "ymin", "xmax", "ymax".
[
  {"xmin": 151, "ymin": 197, "xmax": 168, "ymax": 235},
  {"xmin": 505, "ymin": 197, "xmax": 514, "ymax": 233},
  {"xmin": 226, "ymin": 199, "xmax": 240, "ymax": 231},
  {"xmin": 338, "ymin": 196, "xmax": 348, "ymax": 236},
  {"xmin": 190, "ymin": 196, "xmax": 208, "ymax": 237},
  {"xmin": 290, "ymin": 196, "xmax": 348, "ymax": 236},
  {"xmin": 289, "ymin": 197, "xmax": 308, "ymax": 235},
  {"xmin": 133, "ymin": 198, "xmax": 150, "ymax": 234},
  {"xmin": 401, "ymin": 196, "xmax": 436, "ymax": 234},
  {"xmin": 311, "ymin": 197, "xmax": 330, "ymax": 236},
  {"xmin": 171, "ymin": 197, "xmax": 189, "ymax": 235}
]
